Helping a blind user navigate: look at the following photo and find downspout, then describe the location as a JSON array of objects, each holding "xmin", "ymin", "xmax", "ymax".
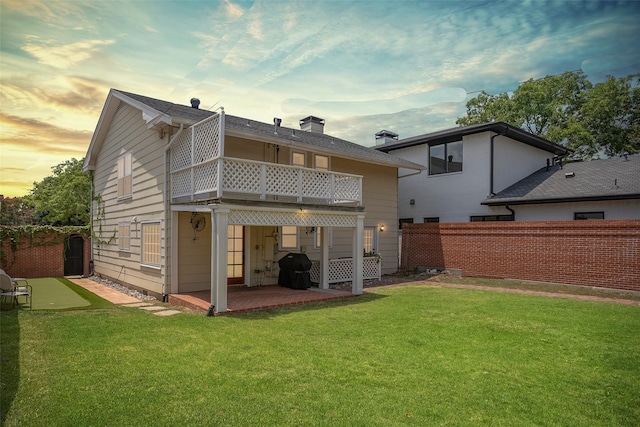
[
  {"xmin": 162, "ymin": 124, "xmax": 182, "ymax": 302},
  {"xmin": 505, "ymin": 204, "xmax": 515, "ymax": 221},
  {"xmin": 89, "ymin": 171, "xmax": 94, "ymax": 276}
]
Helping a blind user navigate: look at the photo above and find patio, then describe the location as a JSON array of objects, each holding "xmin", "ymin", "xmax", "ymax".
[{"xmin": 169, "ymin": 285, "xmax": 355, "ymax": 315}]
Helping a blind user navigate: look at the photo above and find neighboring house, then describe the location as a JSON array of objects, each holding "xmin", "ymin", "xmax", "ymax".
[
  {"xmin": 482, "ymin": 154, "xmax": 640, "ymax": 220},
  {"xmin": 375, "ymin": 122, "xmax": 574, "ymax": 224},
  {"xmin": 83, "ymin": 89, "xmax": 423, "ymax": 313}
]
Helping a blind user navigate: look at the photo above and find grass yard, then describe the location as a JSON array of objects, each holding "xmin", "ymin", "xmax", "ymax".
[{"xmin": 2, "ymin": 284, "xmax": 639, "ymax": 426}]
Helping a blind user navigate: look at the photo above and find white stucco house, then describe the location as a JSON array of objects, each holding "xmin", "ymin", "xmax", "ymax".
[
  {"xmin": 83, "ymin": 89, "xmax": 423, "ymax": 313},
  {"xmin": 375, "ymin": 122, "xmax": 640, "ymax": 223}
]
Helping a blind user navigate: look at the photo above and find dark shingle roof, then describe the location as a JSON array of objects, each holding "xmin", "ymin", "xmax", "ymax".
[
  {"xmin": 482, "ymin": 155, "xmax": 640, "ymax": 206},
  {"xmin": 375, "ymin": 121, "xmax": 569, "ymax": 156},
  {"xmin": 117, "ymin": 90, "xmax": 424, "ymax": 171}
]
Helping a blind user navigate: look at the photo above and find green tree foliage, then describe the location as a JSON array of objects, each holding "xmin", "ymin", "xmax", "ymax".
[
  {"xmin": 457, "ymin": 71, "xmax": 640, "ymax": 159},
  {"xmin": 0, "ymin": 196, "xmax": 35, "ymax": 225},
  {"xmin": 27, "ymin": 158, "xmax": 90, "ymax": 226}
]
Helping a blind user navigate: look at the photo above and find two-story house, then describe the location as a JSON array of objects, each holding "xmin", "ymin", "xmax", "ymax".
[
  {"xmin": 83, "ymin": 89, "xmax": 423, "ymax": 313},
  {"xmin": 376, "ymin": 122, "xmax": 640, "ymax": 223},
  {"xmin": 375, "ymin": 122, "xmax": 569, "ymax": 224}
]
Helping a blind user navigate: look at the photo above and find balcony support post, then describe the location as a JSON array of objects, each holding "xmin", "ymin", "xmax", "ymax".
[
  {"xmin": 351, "ymin": 214, "xmax": 365, "ymax": 295},
  {"xmin": 210, "ymin": 206, "xmax": 229, "ymax": 313}
]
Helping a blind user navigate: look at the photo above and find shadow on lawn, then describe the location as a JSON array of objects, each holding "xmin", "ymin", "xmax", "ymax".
[
  {"xmin": 232, "ymin": 291, "xmax": 388, "ymax": 320},
  {"xmin": 0, "ymin": 308, "xmax": 19, "ymax": 422}
]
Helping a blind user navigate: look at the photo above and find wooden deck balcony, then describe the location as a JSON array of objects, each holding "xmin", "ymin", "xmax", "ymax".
[{"xmin": 171, "ymin": 156, "xmax": 362, "ymax": 205}]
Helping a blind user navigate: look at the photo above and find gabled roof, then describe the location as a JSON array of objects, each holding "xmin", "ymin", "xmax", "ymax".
[
  {"xmin": 482, "ymin": 155, "xmax": 640, "ymax": 206},
  {"xmin": 375, "ymin": 121, "xmax": 569, "ymax": 156},
  {"xmin": 83, "ymin": 89, "xmax": 424, "ymax": 172}
]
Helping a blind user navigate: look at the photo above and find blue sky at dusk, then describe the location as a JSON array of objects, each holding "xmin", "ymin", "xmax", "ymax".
[{"xmin": 1, "ymin": 0, "xmax": 639, "ymax": 196}]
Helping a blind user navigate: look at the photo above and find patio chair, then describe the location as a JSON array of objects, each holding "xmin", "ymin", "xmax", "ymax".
[{"xmin": 0, "ymin": 270, "xmax": 32, "ymax": 309}]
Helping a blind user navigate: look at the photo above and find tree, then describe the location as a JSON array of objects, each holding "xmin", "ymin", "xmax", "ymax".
[
  {"xmin": 27, "ymin": 158, "xmax": 91, "ymax": 226},
  {"xmin": 457, "ymin": 71, "xmax": 640, "ymax": 159},
  {"xmin": 0, "ymin": 196, "xmax": 35, "ymax": 225}
]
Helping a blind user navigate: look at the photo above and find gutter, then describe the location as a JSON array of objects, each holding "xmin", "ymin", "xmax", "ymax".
[{"xmin": 482, "ymin": 193, "xmax": 640, "ymax": 206}]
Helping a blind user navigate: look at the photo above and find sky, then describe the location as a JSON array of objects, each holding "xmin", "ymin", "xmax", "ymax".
[{"xmin": 1, "ymin": 0, "xmax": 639, "ymax": 197}]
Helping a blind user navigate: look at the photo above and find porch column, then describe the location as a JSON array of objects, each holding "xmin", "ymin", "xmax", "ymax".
[
  {"xmin": 352, "ymin": 214, "xmax": 365, "ymax": 295},
  {"xmin": 211, "ymin": 207, "xmax": 230, "ymax": 312},
  {"xmin": 318, "ymin": 227, "xmax": 330, "ymax": 289}
]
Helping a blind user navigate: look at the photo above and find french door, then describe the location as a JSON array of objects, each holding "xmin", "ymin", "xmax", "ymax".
[{"xmin": 227, "ymin": 225, "xmax": 244, "ymax": 285}]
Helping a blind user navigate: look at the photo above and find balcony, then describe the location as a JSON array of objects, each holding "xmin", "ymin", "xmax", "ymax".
[
  {"xmin": 171, "ymin": 157, "xmax": 362, "ymax": 205},
  {"xmin": 169, "ymin": 112, "xmax": 362, "ymax": 206}
]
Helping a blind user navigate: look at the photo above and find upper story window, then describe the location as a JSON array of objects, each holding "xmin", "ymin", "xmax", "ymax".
[
  {"xmin": 424, "ymin": 217, "xmax": 440, "ymax": 223},
  {"xmin": 292, "ymin": 152, "xmax": 306, "ymax": 167},
  {"xmin": 314, "ymin": 154, "xmax": 329, "ymax": 170},
  {"xmin": 141, "ymin": 221, "xmax": 161, "ymax": 267},
  {"xmin": 117, "ymin": 222, "xmax": 131, "ymax": 251},
  {"xmin": 574, "ymin": 212, "xmax": 604, "ymax": 220},
  {"xmin": 429, "ymin": 140, "xmax": 462, "ymax": 175},
  {"xmin": 117, "ymin": 152, "xmax": 132, "ymax": 199}
]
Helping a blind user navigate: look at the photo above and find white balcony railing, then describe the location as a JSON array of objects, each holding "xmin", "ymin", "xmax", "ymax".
[
  {"xmin": 309, "ymin": 256, "xmax": 382, "ymax": 284},
  {"xmin": 169, "ymin": 111, "xmax": 362, "ymax": 205},
  {"xmin": 171, "ymin": 157, "xmax": 362, "ymax": 205}
]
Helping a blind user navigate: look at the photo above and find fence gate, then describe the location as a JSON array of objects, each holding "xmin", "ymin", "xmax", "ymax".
[{"xmin": 64, "ymin": 235, "xmax": 84, "ymax": 276}]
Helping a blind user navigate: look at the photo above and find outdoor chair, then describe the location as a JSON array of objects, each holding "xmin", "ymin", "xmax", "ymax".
[{"xmin": 0, "ymin": 270, "xmax": 32, "ymax": 309}]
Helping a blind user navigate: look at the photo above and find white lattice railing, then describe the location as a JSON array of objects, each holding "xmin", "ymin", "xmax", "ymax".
[
  {"xmin": 309, "ymin": 256, "xmax": 381, "ymax": 284},
  {"xmin": 169, "ymin": 111, "xmax": 362, "ymax": 205},
  {"xmin": 172, "ymin": 157, "xmax": 362, "ymax": 205}
]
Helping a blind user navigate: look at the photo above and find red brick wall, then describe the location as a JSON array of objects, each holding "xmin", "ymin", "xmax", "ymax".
[
  {"xmin": 401, "ymin": 220, "xmax": 640, "ymax": 292},
  {"xmin": 0, "ymin": 231, "xmax": 91, "ymax": 278}
]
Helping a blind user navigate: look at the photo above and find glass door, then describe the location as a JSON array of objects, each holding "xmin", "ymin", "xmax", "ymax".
[{"xmin": 227, "ymin": 225, "xmax": 244, "ymax": 285}]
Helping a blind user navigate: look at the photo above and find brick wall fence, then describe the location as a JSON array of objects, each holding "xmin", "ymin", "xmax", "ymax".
[
  {"xmin": 0, "ymin": 230, "xmax": 91, "ymax": 278},
  {"xmin": 401, "ymin": 220, "xmax": 640, "ymax": 292}
]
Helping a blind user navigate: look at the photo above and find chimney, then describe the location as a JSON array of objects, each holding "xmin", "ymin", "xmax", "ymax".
[
  {"xmin": 190, "ymin": 98, "xmax": 200, "ymax": 109},
  {"xmin": 300, "ymin": 116, "xmax": 325, "ymax": 134},
  {"xmin": 375, "ymin": 130, "xmax": 399, "ymax": 145}
]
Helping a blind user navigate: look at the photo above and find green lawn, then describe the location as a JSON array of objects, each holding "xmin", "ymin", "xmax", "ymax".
[{"xmin": 2, "ymin": 285, "xmax": 639, "ymax": 426}]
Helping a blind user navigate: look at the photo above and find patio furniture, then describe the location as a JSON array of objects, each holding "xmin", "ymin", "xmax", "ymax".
[{"xmin": 0, "ymin": 270, "xmax": 32, "ymax": 309}]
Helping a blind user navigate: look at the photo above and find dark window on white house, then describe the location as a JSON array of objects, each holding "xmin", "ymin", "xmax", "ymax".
[
  {"xmin": 424, "ymin": 217, "xmax": 439, "ymax": 223},
  {"xmin": 470, "ymin": 215, "xmax": 514, "ymax": 222},
  {"xmin": 574, "ymin": 212, "xmax": 604, "ymax": 220},
  {"xmin": 399, "ymin": 218, "xmax": 414, "ymax": 229},
  {"xmin": 429, "ymin": 140, "xmax": 462, "ymax": 175}
]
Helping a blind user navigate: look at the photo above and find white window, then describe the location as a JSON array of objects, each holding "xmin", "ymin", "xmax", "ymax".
[
  {"xmin": 141, "ymin": 221, "xmax": 161, "ymax": 267},
  {"xmin": 117, "ymin": 222, "xmax": 130, "ymax": 251},
  {"xmin": 292, "ymin": 151, "xmax": 306, "ymax": 167},
  {"xmin": 117, "ymin": 152, "xmax": 132, "ymax": 199},
  {"xmin": 364, "ymin": 227, "xmax": 377, "ymax": 255},
  {"xmin": 313, "ymin": 227, "xmax": 333, "ymax": 249},
  {"xmin": 281, "ymin": 226, "xmax": 298, "ymax": 250},
  {"xmin": 314, "ymin": 154, "xmax": 329, "ymax": 170}
]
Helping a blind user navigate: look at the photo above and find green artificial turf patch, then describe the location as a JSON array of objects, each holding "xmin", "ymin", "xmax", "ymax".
[{"xmin": 28, "ymin": 278, "xmax": 91, "ymax": 310}]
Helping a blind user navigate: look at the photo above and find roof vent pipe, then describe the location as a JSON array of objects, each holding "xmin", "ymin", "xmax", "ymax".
[
  {"xmin": 274, "ymin": 117, "xmax": 282, "ymax": 134},
  {"xmin": 190, "ymin": 98, "xmax": 200, "ymax": 109}
]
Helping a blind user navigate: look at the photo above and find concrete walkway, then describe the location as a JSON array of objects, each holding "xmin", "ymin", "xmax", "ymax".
[{"xmin": 69, "ymin": 278, "xmax": 182, "ymax": 316}]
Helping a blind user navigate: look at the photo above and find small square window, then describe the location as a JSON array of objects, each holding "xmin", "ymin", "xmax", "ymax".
[
  {"xmin": 399, "ymin": 218, "xmax": 414, "ymax": 229},
  {"xmin": 314, "ymin": 154, "xmax": 329, "ymax": 170},
  {"xmin": 292, "ymin": 152, "xmax": 305, "ymax": 167},
  {"xmin": 281, "ymin": 226, "xmax": 298, "ymax": 249}
]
